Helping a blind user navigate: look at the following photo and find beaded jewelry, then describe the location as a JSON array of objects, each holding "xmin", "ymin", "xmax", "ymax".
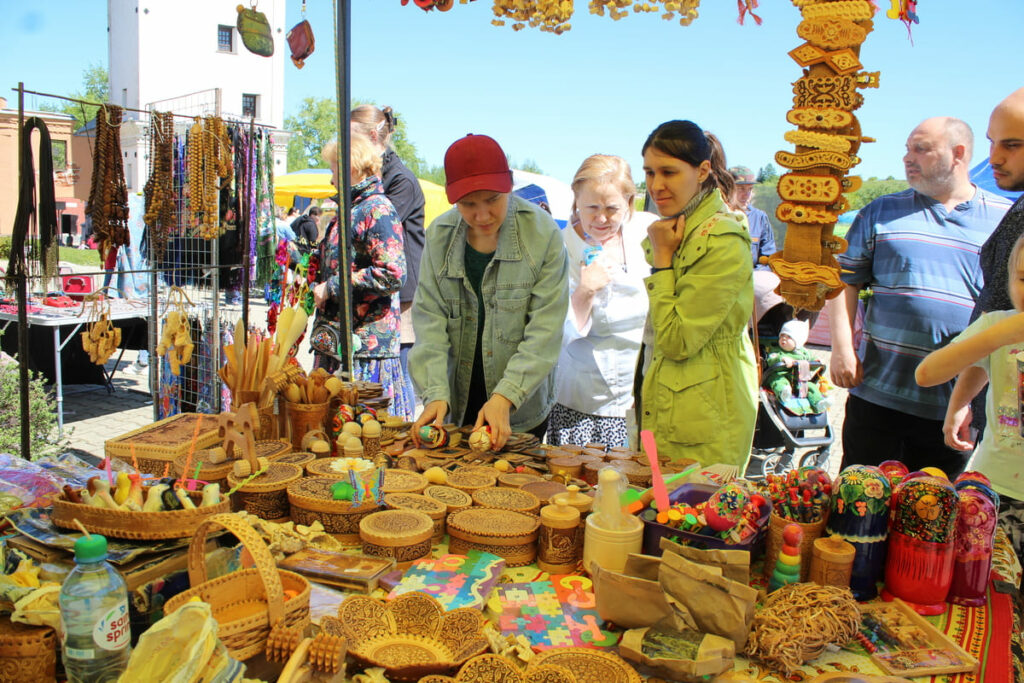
[
  {"xmin": 144, "ymin": 111, "xmax": 175, "ymax": 262},
  {"xmin": 86, "ymin": 105, "xmax": 130, "ymax": 261}
]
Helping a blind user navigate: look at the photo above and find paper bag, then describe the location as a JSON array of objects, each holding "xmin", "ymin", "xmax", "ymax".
[
  {"xmin": 659, "ymin": 551, "xmax": 757, "ymax": 650},
  {"xmin": 660, "ymin": 536, "xmax": 751, "ymax": 584},
  {"xmin": 619, "ymin": 620, "xmax": 735, "ymax": 682},
  {"xmin": 592, "ymin": 554, "xmax": 674, "ymax": 629}
]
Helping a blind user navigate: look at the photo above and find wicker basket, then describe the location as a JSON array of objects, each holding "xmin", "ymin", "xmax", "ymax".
[
  {"xmin": 51, "ymin": 490, "xmax": 231, "ymax": 540},
  {"xmin": 226, "ymin": 463, "xmax": 304, "ymax": 522},
  {"xmin": 763, "ymin": 510, "xmax": 829, "ymax": 582},
  {"xmin": 286, "ymin": 477, "xmax": 381, "ymax": 544},
  {"xmin": 0, "ymin": 618, "xmax": 56, "ymax": 683},
  {"xmin": 285, "ymin": 401, "xmax": 331, "ymax": 451},
  {"xmin": 446, "ymin": 508, "xmax": 540, "ymax": 567},
  {"xmin": 105, "ymin": 413, "xmax": 222, "ymax": 476},
  {"xmin": 163, "ymin": 513, "xmax": 311, "ymax": 661}
]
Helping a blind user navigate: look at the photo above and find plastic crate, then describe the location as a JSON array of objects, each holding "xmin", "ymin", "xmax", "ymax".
[{"xmin": 640, "ymin": 482, "xmax": 772, "ymax": 556}]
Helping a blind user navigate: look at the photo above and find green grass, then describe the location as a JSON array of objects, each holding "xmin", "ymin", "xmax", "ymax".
[{"xmin": 56, "ymin": 247, "xmax": 101, "ymax": 267}]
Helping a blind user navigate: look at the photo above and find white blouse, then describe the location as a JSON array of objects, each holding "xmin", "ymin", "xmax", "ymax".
[{"xmin": 554, "ymin": 211, "xmax": 656, "ymax": 417}]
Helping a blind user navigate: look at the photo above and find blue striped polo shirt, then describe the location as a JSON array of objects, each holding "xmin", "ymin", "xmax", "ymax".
[{"xmin": 839, "ymin": 187, "xmax": 1012, "ymax": 420}]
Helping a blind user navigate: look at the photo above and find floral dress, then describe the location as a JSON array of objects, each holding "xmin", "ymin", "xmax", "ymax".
[{"xmin": 314, "ymin": 175, "xmax": 412, "ymax": 418}]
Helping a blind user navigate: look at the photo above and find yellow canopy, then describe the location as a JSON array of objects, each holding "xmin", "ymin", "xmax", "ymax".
[{"xmin": 274, "ymin": 170, "xmax": 450, "ymax": 228}]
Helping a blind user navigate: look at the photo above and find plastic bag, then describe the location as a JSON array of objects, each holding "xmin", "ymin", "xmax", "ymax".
[{"xmin": 118, "ymin": 601, "xmax": 246, "ymax": 683}]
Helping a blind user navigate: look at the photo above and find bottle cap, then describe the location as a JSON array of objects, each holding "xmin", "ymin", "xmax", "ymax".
[{"xmin": 74, "ymin": 534, "xmax": 108, "ymax": 563}]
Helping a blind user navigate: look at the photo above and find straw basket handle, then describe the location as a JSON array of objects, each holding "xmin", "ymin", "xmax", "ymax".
[{"xmin": 187, "ymin": 513, "xmax": 285, "ymax": 626}]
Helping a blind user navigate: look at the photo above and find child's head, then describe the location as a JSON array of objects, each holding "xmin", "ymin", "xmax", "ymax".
[
  {"xmin": 1008, "ymin": 233, "xmax": 1024, "ymax": 312},
  {"xmin": 778, "ymin": 319, "xmax": 809, "ymax": 352}
]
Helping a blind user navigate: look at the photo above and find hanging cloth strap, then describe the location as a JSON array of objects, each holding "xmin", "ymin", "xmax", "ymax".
[{"xmin": 6, "ymin": 117, "xmax": 59, "ymax": 283}]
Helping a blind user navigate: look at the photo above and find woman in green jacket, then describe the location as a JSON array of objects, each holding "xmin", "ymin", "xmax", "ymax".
[{"xmin": 639, "ymin": 120, "xmax": 758, "ymax": 470}]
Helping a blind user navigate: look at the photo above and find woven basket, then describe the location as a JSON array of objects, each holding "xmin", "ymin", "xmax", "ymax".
[
  {"xmin": 51, "ymin": 490, "xmax": 231, "ymax": 540},
  {"xmin": 0, "ymin": 618, "xmax": 56, "ymax": 683},
  {"xmin": 163, "ymin": 512, "xmax": 310, "ymax": 661},
  {"xmin": 763, "ymin": 510, "xmax": 829, "ymax": 582},
  {"xmin": 227, "ymin": 463, "xmax": 304, "ymax": 522},
  {"xmin": 285, "ymin": 401, "xmax": 331, "ymax": 451},
  {"xmin": 286, "ymin": 477, "xmax": 381, "ymax": 544},
  {"xmin": 105, "ymin": 413, "xmax": 222, "ymax": 476}
]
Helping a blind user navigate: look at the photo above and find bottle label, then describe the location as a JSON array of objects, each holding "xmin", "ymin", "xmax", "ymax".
[{"xmin": 93, "ymin": 600, "xmax": 130, "ymax": 651}]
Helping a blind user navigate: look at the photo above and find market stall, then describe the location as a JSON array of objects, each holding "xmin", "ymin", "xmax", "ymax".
[{"xmin": 3, "ymin": 0, "xmax": 1022, "ymax": 681}]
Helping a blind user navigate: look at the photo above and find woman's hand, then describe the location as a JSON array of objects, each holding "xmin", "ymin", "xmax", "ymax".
[
  {"xmin": 578, "ymin": 257, "xmax": 614, "ymax": 295},
  {"xmin": 313, "ymin": 282, "xmax": 329, "ymax": 310},
  {"xmin": 942, "ymin": 403, "xmax": 975, "ymax": 451},
  {"xmin": 647, "ymin": 215, "xmax": 686, "ymax": 269},
  {"xmin": 474, "ymin": 394, "xmax": 513, "ymax": 450},
  {"xmin": 411, "ymin": 400, "xmax": 449, "ymax": 447}
]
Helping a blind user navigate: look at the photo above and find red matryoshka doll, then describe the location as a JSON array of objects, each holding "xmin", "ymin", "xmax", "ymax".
[
  {"xmin": 826, "ymin": 465, "xmax": 891, "ymax": 600},
  {"xmin": 948, "ymin": 487, "xmax": 998, "ymax": 606},
  {"xmin": 882, "ymin": 475, "xmax": 958, "ymax": 614},
  {"xmin": 878, "ymin": 460, "xmax": 909, "ymax": 488}
]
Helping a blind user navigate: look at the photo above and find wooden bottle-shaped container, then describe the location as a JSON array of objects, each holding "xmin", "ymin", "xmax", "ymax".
[
  {"xmin": 538, "ymin": 500, "xmax": 581, "ymax": 574},
  {"xmin": 552, "ymin": 484, "xmax": 593, "ymax": 522},
  {"xmin": 362, "ymin": 419, "xmax": 389, "ymax": 467},
  {"xmin": 809, "ymin": 534, "xmax": 855, "ymax": 588}
]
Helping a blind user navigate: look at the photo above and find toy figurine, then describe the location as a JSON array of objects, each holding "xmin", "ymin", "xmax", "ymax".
[
  {"xmin": 763, "ymin": 320, "xmax": 832, "ymax": 415},
  {"xmin": 948, "ymin": 487, "xmax": 997, "ymax": 606}
]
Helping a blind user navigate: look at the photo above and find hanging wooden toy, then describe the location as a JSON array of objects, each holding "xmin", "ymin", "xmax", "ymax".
[
  {"xmin": 79, "ymin": 290, "xmax": 121, "ymax": 365},
  {"xmin": 157, "ymin": 287, "xmax": 195, "ymax": 376}
]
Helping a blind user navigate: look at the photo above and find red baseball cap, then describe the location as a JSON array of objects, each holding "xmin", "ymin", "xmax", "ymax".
[{"xmin": 443, "ymin": 134, "xmax": 513, "ymax": 203}]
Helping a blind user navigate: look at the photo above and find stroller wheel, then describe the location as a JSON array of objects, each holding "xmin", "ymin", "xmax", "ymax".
[
  {"xmin": 744, "ymin": 448, "xmax": 794, "ymax": 481},
  {"xmin": 795, "ymin": 447, "xmax": 832, "ymax": 472}
]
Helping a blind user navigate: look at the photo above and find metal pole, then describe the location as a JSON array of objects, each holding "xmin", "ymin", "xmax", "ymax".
[
  {"xmin": 336, "ymin": 0, "xmax": 353, "ymax": 376},
  {"xmin": 16, "ymin": 83, "xmax": 31, "ymax": 459}
]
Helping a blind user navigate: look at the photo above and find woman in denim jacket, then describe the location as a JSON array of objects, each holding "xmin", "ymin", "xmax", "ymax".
[
  {"xmin": 410, "ymin": 135, "xmax": 569, "ymax": 449},
  {"xmin": 639, "ymin": 121, "xmax": 758, "ymax": 469}
]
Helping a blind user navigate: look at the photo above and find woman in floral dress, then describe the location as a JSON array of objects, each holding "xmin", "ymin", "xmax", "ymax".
[{"xmin": 314, "ymin": 134, "xmax": 411, "ymax": 418}]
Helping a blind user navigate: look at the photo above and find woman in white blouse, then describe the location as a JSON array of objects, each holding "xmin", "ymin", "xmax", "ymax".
[{"xmin": 547, "ymin": 155, "xmax": 657, "ymax": 447}]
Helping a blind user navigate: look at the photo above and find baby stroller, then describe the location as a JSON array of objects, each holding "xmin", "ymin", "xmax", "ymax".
[{"xmin": 744, "ymin": 291, "xmax": 833, "ymax": 480}]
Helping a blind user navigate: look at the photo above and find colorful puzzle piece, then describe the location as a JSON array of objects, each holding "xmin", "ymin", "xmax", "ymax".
[
  {"xmin": 387, "ymin": 551, "xmax": 505, "ymax": 610},
  {"xmin": 494, "ymin": 576, "xmax": 620, "ymax": 651}
]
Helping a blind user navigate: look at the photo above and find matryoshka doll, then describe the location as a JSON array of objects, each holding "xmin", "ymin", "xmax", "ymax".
[
  {"xmin": 826, "ymin": 465, "xmax": 892, "ymax": 600},
  {"xmin": 882, "ymin": 475, "xmax": 958, "ymax": 614},
  {"xmin": 948, "ymin": 487, "xmax": 997, "ymax": 606}
]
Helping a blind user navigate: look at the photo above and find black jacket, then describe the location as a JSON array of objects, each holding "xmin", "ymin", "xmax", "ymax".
[
  {"xmin": 291, "ymin": 214, "xmax": 320, "ymax": 246},
  {"xmin": 381, "ymin": 150, "xmax": 425, "ymax": 303}
]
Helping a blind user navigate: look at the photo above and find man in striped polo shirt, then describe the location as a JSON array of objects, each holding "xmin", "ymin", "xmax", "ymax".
[{"xmin": 827, "ymin": 117, "xmax": 1013, "ymax": 476}]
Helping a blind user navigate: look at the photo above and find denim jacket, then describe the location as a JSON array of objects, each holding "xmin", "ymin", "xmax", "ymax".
[{"xmin": 409, "ymin": 196, "xmax": 569, "ymax": 431}]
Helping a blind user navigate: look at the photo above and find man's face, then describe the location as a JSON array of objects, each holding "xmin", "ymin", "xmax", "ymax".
[
  {"xmin": 988, "ymin": 107, "xmax": 1024, "ymax": 192},
  {"xmin": 455, "ymin": 190, "xmax": 510, "ymax": 238},
  {"xmin": 733, "ymin": 184, "xmax": 755, "ymax": 211},
  {"xmin": 904, "ymin": 122, "xmax": 956, "ymax": 198}
]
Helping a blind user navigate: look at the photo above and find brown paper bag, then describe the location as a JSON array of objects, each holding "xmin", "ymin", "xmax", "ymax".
[
  {"xmin": 619, "ymin": 620, "xmax": 735, "ymax": 682},
  {"xmin": 591, "ymin": 554, "xmax": 674, "ymax": 629},
  {"xmin": 658, "ymin": 551, "xmax": 757, "ymax": 650},
  {"xmin": 660, "ymin": 537, "xmax": 751, "ymax": 584}
]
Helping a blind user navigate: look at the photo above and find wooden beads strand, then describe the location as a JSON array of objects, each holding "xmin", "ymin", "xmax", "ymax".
[
  {"xmin": 143, "ymin": 111, "xmax": 175, "ymax": 262},
  {"xmin": 492, "ymin": 0, "xmax": 573, "ymax": 33},
  {"xmin": 588, "ymin": 0, "xmax": 701, "ymax": 25},
  {"xmin": 186, "ymin": 115, "xmax": 234, "ymax": 239},
  {"xmin": 86, "ymin": 105, "xmax": 130, "ymax": 261}
]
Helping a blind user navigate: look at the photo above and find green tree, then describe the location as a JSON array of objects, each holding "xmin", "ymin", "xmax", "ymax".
[
  {"xmin": 510, "ymin": 158, "xmax": 544, "ymax": 174},
  {"xmin": 756, "ymin": 163, "xmax": 779, "ymax": 183},
  {"xmin": 41, "ymin": 63, "xmax": 109, "ymax": 131},
  {"xmin": 284, "ymin": 98, "xmax": 425, "ymax": 173}
]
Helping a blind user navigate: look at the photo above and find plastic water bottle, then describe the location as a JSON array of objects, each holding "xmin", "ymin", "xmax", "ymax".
[{"xmin": 59, "ymin": 534, "xmax": 131, "ymax": 682}]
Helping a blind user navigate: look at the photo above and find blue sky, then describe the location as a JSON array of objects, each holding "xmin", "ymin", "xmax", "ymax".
[{"xmin": 3, "ymin": 0, "xmax": 1022, "ymax": 185}]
